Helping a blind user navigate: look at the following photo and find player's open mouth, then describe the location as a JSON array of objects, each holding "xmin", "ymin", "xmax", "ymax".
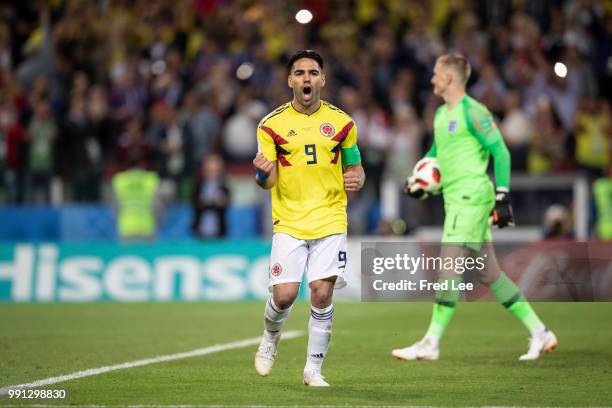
[{"xmin": 303, "ymin": 86, "xmax": 312, "ymax": 101}]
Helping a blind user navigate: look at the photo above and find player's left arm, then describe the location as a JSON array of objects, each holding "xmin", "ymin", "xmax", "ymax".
[
  {"xmin": 466, "ymin": 104, "xmax": 514, "ymax": 228},
  {"xmin": 343, "ymin": 162, "xmax": 365, "ymax": 191},
  {"xmin": 341, "ymin": 121, "xmax": 365, "ymax": 192}
]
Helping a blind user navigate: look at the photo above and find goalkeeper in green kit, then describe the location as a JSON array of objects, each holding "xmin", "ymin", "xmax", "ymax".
[{"xmin": 392, "ymin": 54, "xmax": 557, "ymax": 361}]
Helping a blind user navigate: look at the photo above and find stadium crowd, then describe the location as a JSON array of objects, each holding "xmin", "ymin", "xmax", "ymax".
[{"xmin": 0, "ymin": 0, "xmax": 610, "ymax": 235}]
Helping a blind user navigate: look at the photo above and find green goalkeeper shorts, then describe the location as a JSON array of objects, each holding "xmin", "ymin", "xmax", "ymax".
[{"xmin": 442, "ymin": 202, "xmax": 494, "ymax": 251}]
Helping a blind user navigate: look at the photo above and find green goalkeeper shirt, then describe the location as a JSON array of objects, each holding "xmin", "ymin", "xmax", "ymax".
[{"xmin": 426, "ymin": 94, "xmax": 511, "ymax": 205}]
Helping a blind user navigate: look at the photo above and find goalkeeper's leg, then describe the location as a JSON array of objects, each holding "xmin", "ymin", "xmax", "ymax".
[
  {"xmin": 478, "ymin": 241, "xmax": 557, "ymax": 360},
  {"xmin": 392, "ymin": 245, "xmax": 466, "ymax": 360}
]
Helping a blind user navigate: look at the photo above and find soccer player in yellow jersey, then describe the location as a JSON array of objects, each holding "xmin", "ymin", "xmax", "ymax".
[{"xmin": 253, "ymin": 50, "xmax": 365, "ymax": 386}]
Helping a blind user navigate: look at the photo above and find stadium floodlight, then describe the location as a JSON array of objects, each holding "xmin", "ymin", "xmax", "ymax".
[
  {"xmin": 554, "ymin": 62, "xmax": 567, "ymax": 78},
  {"xmin": 295, "ymin": 9, "xmax": 313, "ymax": 24}
]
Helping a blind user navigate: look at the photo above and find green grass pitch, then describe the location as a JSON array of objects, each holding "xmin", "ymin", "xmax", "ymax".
[{"xmin": 1, "ymin": 302, "xmax": 611, "ymax": 406}]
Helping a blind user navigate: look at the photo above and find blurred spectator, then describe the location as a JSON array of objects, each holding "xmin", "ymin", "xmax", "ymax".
[
  {"xmin": 593, "ymin": 165, "xmax": 612, "ymax": 240},
  {"xmin": 368, "ymin": 24, "xmax": 396, "ymax": 109},
  {"xmin": 59, "ymin": 75, "xmax": 104, "ymax": 202},
  {"xmin": 151, "ymin": 60, "xmax": 184, "ymax": 108},
  {"xmin": 543, "ymin": 50, "xmax": 582, "ymax": 134},
  {"xmin": 25, "ymin": 75, "xmax": 52, "ymax": 121},
  {"xmin": 25, "ymin": 98, "xmax": 57, "ymax": 204},
  {"xmin": 148, "ymin": 102, "xmax": 187, "ymax": 196},
  {"xmin": 575, "ymin": 97, "xmax": 611, "ymax": 179},
  {"xmin": 179, "ymin": 90, "xmax": 221, "ymax": 173},
  {"xmin": 222, "ymin": 90, "xmax": 266, "ymax": 169},
  {"xmin": 191, "ymin": 154, "xmax": 229, "ymax": 239},
  {"xmin": 387, "ymin": 105, "xmax": 423, "ymax": 232},
  {"xmin": 112, "ymin": 157, "xmax": 160, "ymax": 242},
  {"xmin": 87, "ymin": 84, "xmax": 115, "ymax": 167},
  {"xmin": 113, "ymin": 117, "xmax": 151, "ymax": 172},
  {"xmin": 389, "ymin": 68, "xmax": 418, "ymax": 115},
  {"xmin": 386, "ymin": 105, "xmax": 423, "ymax": 182},
  {"xmin": 543, "ymin": 204, "xmax": 573, "ymax": 239},
  {"xmin": 527, "ymin": 96, "xmax": 566, "ymax": 174},
  {"xmin": 109, "ymin": 66, "xmax": 148, "ymax": 126},
  {"xmin": 403, "ymin": 8, "xmax": 444, "ymax": 70},
  {"xmin": 15, "ymin": 7, "xmax": 56, "ymax": 93},
  {"xmin": 355, "ymin": 101, "xmax": 390, "ymax": 200},
  {"xmin": 202, "ymin": 60, "xmax": 238, "ymax": 117},
  {"xmin": 470, "ymin": 63, "xmax": 506, "ymax": 115},
  {"xmin": 0, "ymin": 22, "xmax": 11, "ymax": 69},
  {"xmin": 500, "ymin": 90, "xmax": 532, "ymax": 171},
  {"xmin": 0, "ymin": 95, "xmax": 26, "ymax": 203}
]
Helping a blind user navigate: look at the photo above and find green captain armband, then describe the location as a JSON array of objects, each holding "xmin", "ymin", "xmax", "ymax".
[{"xmin": 341, "ymin": 145, "xmax": 361, "ymax": 166}]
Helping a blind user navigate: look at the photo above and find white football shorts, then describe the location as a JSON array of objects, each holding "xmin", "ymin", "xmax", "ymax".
[{"xmin": 268, "ymin": 232, "xmax": 348, "ymax": 289}]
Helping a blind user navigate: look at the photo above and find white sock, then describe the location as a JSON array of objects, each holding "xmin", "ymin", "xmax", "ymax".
[
  {"xmin": 264, "ymin": 297, "xmax": 290, "ymax": 340},
  {"xmin": 423, "ymin": 335, "xmax": 440, "ymax": 349},
  {"xmin": 305, "ymin": 304, "xmax": 334, "ymax": 372},
  {"xmin": 530, "ymin": 323, "xmax": 547, "ymax": 338}
]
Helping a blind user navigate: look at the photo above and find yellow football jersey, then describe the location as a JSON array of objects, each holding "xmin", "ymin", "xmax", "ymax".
[{"xmin": 257, "ymin": 101, "xmax": 359, "ymax": 239}]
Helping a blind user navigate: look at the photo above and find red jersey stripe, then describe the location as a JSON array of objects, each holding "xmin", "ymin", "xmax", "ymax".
[
  {"xmin": 260, "ymin": 125, "xmax": 289, "ymax": 145},
  {"xmin": 331, "ymin": 121, "xmax": 354, "ymax": 142},
  {"xmin": 261, "ymin": 125, "xmax": 291, "ymax": 166}
]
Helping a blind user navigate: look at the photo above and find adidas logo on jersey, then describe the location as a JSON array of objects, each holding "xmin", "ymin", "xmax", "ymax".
[{"xmin": 286, "ymin": 130, "xmax": 297, "ymax": 137}]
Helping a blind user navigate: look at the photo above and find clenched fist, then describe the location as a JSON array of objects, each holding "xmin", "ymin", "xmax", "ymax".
[{"xmin": 253, "ymin": 153, "xmax": 274, "ymax": 181}]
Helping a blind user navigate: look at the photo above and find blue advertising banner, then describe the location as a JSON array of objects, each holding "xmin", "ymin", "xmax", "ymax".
[{"xmin": 0, "ymin": 241, "xmax": 282, "ymax": 302}]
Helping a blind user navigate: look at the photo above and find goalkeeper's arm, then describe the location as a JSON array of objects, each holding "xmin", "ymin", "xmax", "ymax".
[
  {"xmin": 468, "ymin": 110, "xmax": 514, "ymax": 227},
  {"xmin": 485, "ymin": 137, "xmax": 514, "ymax": 228},
  {"xmin": 486, "ymin": 138, "xmax": 510, "ymax": 191},
  {"xmin": 466, "ymin": 106, "xmax": 510, "ymax": 190}
]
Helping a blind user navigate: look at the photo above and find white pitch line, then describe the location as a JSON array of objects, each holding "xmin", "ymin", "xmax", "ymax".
[
  {"xmin": 0, "ymin": 330, "xmax": 304, "ymax": 395},
  {"xmin": 0, "ymin": 405, "xmax": 564, "ymax": 408}
]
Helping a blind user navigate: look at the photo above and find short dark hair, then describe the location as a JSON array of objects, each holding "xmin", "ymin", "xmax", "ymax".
[{"xmin": 287, "ymin": 50, "xmax": 324, "ymax": 72}]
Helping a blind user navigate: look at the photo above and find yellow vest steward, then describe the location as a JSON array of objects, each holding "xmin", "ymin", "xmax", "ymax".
[
  {"xmin": 257, "ymin": 101, "xmax": 358, "ymax": 239},
  {"xmin": 112, "ymin": 169, "xmax": 160, "ymax": 237},
  {"xmin": 594, "ymin": 177, "xmax": 612, "ymax": 240}
]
